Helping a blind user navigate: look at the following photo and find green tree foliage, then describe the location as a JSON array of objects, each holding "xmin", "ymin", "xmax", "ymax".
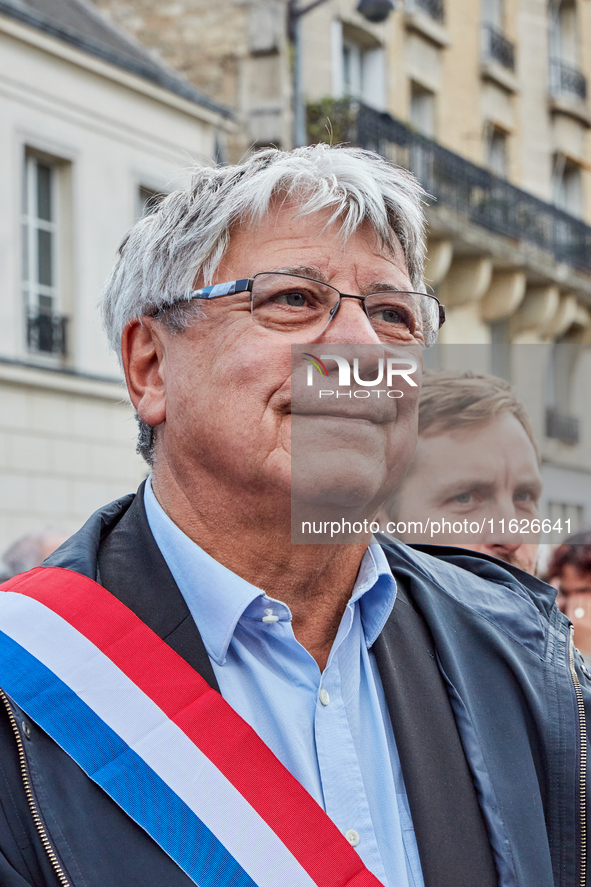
[{"xmin": 306, "ymin": 98, "xmax": 357, "ymax": 145}]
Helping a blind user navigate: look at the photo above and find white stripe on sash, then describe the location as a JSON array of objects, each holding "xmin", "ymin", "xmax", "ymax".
[{"xmin": 0, "ymin": 592, "xmax": 317, "ymax": 887}]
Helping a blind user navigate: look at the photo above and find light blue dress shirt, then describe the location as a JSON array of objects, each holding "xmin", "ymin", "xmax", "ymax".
[{"xmin": 144, "ymin": 479, "xmax": 423, "ymax": 887}]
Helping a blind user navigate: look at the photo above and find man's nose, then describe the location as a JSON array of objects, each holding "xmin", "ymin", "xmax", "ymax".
[
  {"xmin": 317, "ymin": 297, "xmax": 380, "ymax": 345},
  {"xmin": 488, "ymin": 542, "xmax": 522, "ymax": 556}
]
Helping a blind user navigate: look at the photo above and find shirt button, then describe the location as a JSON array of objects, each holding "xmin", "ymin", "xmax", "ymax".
[
  {"xmin": 345, "ymin": 829, "xmax": 360, "ymax": 847},
  {"xmin": 574, "ymin": 607, "xmax": 586, "ymax": 620},
  {"xmin": 319, "ymin": 689, "xmax": 330, "ymax": 706}
]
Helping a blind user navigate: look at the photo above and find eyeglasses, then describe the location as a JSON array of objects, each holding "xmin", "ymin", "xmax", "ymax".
[{"xmin": 162, "ymin": 272, "xmax": 445, "ymax": 347}]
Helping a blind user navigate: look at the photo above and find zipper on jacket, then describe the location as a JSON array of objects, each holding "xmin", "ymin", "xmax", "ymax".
[
  {"xmin": 0, "ymin": 690, "xmax": 72, "ymax": 887},
  {"xmin": 569, "ymin": 627, "xmax": 587, "ymax": 887}
]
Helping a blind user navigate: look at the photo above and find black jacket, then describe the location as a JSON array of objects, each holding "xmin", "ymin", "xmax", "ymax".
[{"xmin": 0, "ymin": 486, "xmax": 588, "ymax": 887}]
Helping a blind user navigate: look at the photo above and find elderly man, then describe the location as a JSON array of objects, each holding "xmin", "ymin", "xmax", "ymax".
[
  {"xmin": 382, "ymin": 370, "xmax": 542, "ymax": 573},
  {"xmin": 0, "ymin": 146, "xmax": 588, "ymax": 887}
]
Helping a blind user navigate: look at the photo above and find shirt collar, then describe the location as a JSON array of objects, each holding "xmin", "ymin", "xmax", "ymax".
[
  {"xmin": 355, "ymin": 542, "xmax": 398, "ymax": 647},
  {"xmin": 144, "ymin": 478, "xmax": 397, "ymax": 662}
]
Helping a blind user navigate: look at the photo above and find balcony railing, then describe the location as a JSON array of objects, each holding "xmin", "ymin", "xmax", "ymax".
[
  {"xmin": 354, "ymin": 103, "xmax": 591, "ymax": 273},
  {"xmin": 481, "ymin": 23, "xmax": 515, "ymax": 71},
  {"xmin": 408, "ymin": 0, "xmax": 444, "ymax": 22},
  {"xmin": 549, "ymin": 59, "xmax": 588, "ymax": 101},
  {"xmin": 546, "ymin": 407, "xmax": 580, "ymax": 446},
  {"xmin": 27, "ymin": 311, "xmax": 68, "ymax": 357}
]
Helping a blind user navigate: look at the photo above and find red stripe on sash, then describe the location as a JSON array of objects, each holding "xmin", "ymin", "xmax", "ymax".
[{"xmin": 2, "ymin": 567, "xmax": 384, "ymax": 887}]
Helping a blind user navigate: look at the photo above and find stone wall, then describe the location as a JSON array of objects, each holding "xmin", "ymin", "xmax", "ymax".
[
  {"xmin": 0, "ymin": 372, "xmax": 146, "ymax": 551},
  {"xmin": 92, "ymin": 0, "xmax": 291, "ymax": 160}
]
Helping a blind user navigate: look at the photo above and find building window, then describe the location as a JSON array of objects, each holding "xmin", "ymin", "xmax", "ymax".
[
  {"xmin": 482, "ymin": 0, "xmax": 504, "ymax": 31},
  {"xmin": 406, "ymin": 0, "xmax": 444, "ymax": 23},
  {"xmin": 410, "ymin": 81, "xmax": 436, "ymax": 137},
  {"xmin": 486, "ymin": 125, "xmax": 509, "ymax": 176},
  {"xmin": 22, "ymin": 154, "xmax": 67, "ymax": 358},
  {"xmin": 545, "ymin": 342, "xmax": 580, "ymax": 445},
  {"xmin": 550, "ymin": 0, "xmax": 578, "ymax": 66},
  {"xmin": 333, "ymin": 22, "xmax": 386, "ymax": 110},
  {"xmin": 547, "ymin": 501, "xmax": 584, "ymax": 533},
  {"xmin": 342, "ymin": 40, "xmax": 361, "ymax": 97},
  {"xmin": 481, "ymin": 0, "xmax": 515, "ymax": 70},
  {"xmin": 553, "ymin": 155, "xmax": 583, "ymax": 217},
  {"xmin": 489, "ymin": 318, "xmax": 511, "ymax": 379},
  {"xmin": 549, "ymin": 0, "xmax": 587, "ymax": 101}
]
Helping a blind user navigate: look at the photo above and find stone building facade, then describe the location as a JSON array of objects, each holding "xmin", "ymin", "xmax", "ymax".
[
  {"xmin": 91, "ymin": 0, "xmax": 291, "ymax": 161},
  {"xmin": 89, "ymin": 0, "xmax": 591, "ymax": 341},
  {"xmin": 91, "ymin": 0, "xmax": 591, "ymax": 531},
  {"xmin": 0, "ymin": 0, "xmax": 230, "ymax": 551}
]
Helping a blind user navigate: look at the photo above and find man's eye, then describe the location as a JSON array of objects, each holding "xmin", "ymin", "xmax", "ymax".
[
  {"xmin": 514, "ymin": 491, "xmax": 535, "ymax": 502},
  {"xmin": 272, "ymin": 291, "xmax": 309, "ymax": 308},
  {"xmin": 453, "ymin": 492, "xmax": 473, "ymax": 504},
  {"xmin": 370, "ymin": 306, "xmax": 412, "ymax": 327}
]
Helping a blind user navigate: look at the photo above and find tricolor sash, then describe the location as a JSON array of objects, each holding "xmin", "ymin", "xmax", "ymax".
[{"xmin": 0, "ymin": 566, "xmax": 384, "ymax": 887}]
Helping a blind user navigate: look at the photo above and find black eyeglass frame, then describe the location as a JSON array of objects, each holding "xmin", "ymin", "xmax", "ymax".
[{"xmin": 155, "ymin": 272, "xmax": 446, "ymax": 339}]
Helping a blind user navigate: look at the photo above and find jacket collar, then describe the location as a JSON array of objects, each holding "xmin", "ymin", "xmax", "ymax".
[
  {"xmin": 377, "ymin": 534, "xmax": 556, "ymax": 659},
  {"xmin": 45, "ymin": 482, "xmax": 220, "ymax": 691}
]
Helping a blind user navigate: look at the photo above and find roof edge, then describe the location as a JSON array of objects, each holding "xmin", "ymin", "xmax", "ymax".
[{"xmin": 0, "ymin": 0, "xmax": 233, "ymax": 119}]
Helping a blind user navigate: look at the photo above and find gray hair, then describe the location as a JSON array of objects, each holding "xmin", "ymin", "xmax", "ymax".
[{"xmin": 102, "ymin": 144, "xmax": 427, "ymax": 463}]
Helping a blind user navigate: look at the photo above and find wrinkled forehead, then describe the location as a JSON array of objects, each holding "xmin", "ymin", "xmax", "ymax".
[
  {"xmin": 412, "ymin": 413, "xmax": 541, "ymax": 477},
  {"xmin": 233, "ymin": 194, "xmax": 406, "ymax": 259}
]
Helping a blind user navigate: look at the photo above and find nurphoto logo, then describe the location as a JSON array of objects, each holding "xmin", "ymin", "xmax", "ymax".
[{"xmin": 303, "ymin": 353, "xmax": 418, "ymax": 398}]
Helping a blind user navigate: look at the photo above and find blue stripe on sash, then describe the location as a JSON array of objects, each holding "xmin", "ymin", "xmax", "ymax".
[{"xmin": 0, "ymin": 629, "xmax": 257, "ymax": 887}]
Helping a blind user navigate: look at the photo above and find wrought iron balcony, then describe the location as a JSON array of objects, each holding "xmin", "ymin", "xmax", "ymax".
[
  {"xmin": 354, "ymin": 103, "xmax": 591, "ymax": 273},
  {"xmin": 546, "ymin": 407, "xmax": 580, "ymax": 446},
  {"xmin": 408, "ymin": 0, "xmax": 444, "ymax": 22},
  {"xmin": 27, "ymin": 311, "xmax": 68, "ymax": 357},
  {"xmin": 549, "ymin": 59, "xmax": 588, "ymax": 101},
  {"xmin": 481, "ymin": 23, "xmax": 515, "ymax": 71}
]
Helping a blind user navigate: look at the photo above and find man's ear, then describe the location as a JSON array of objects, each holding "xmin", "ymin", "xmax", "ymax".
[{"xmin": 121, "ymin": 318, "xmax": 167, "ymax": 428}]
